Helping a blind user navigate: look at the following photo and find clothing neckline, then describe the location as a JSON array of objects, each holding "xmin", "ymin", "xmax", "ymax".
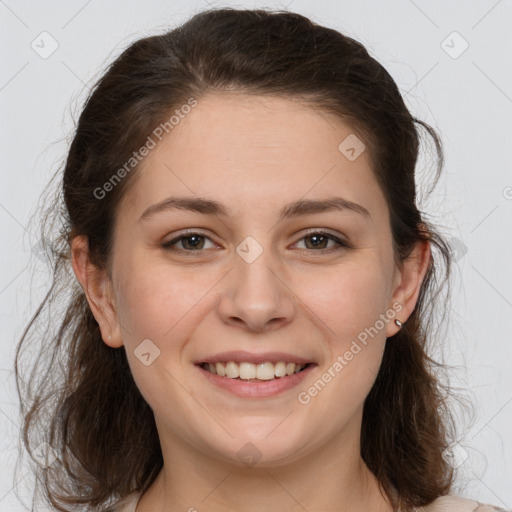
[{"xmin": 116, "ymin": 490, "xmax": 505, "ymax": 512}]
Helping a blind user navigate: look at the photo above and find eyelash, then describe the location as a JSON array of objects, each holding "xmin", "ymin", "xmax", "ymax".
[{"xmin": 161, "ymin": 230, "xmax": 351, "ymax": 255}]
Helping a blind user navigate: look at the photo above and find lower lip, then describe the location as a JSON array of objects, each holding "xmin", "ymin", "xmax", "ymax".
[{"xmin": 196, "ymin": 364, "xmax": 316, "ymax": 398}]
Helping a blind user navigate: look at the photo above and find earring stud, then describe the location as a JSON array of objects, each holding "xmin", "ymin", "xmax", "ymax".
[{"xmin": 394, "ymin": 319, "xmax": 402, "ymax": 327}]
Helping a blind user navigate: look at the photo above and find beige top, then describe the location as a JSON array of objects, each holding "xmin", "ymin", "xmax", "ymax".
[{"xmin": 110, "ymin": 491, "xmax": 509, "ymax": 512}]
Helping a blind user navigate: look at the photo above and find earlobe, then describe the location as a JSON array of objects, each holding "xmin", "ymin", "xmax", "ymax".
[
  {"xmin": 70, "ymin": 235, "xmax": 123, "ymax": 348},
  {"xmin": 387, "ymin": 238, "xmax": 431, "ymax": 338}
]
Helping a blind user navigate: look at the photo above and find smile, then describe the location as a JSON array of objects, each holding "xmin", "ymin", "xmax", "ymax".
[
  {"xmin": 195, "ymin": 359, "xmax": 316, "ymax": 398},
  {"xmin": 200, "ymin": 361, "xmax": 309, "ymax": 381}
]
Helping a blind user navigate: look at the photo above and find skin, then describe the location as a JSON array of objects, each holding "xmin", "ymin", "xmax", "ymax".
[{"xmin": 71, "ymin": 92, "xmax": 430, "ymax": 512}]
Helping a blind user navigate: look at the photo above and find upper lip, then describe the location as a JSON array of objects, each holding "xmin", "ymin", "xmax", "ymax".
[{"xmin": 195, "ymin": 351, "xmax": 314, "ymax": 365}]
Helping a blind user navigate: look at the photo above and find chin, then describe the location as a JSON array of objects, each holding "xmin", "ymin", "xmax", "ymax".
[{"xmin": 202, "ymin": 421, "xmax": 312, "ymax": 468}]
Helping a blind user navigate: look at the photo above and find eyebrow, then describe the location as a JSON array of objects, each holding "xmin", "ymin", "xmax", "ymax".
[{"xmin": 138, "ymin": 196, "xmax": 372, "ymax": 223}]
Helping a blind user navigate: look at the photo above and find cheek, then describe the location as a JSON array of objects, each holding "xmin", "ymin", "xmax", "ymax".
[
  {"xmin": 292, "ymin": 263, "xmax": 390, "ymax": 429},
  {"xmin": 114, "ymin": 260, "xmax": 206, "ymax": 405},
  {"xmin": 295, "ymin": 259, "xmax": 391, "ymax": 341},
  {"xmin": 114, "ymin": 254, "xmax": 217, "ymax": 344}
]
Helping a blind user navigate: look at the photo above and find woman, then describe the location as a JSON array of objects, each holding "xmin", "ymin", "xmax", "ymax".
[{"xmin": 15, "ymin": 7, "xmax": 509, "ymax": 512}]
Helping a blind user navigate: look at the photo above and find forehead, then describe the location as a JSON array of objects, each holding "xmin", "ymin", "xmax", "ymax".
[
  {"xmin": 119, "ymin": 92, "xmax": 385, "ymax": 221},
  {"xmin": 162, "ymin": 92, "xmax": 360, "ymax": 159}
]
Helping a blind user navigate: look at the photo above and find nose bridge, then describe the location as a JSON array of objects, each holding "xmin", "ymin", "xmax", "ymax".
[{"xmin": 217, "ymin": 234, "xmax": 295, "ymax": 331}]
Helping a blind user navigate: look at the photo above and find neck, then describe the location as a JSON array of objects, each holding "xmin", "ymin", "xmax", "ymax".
[{"xmin": 136, "ymin": 410, "xmax": 394, "ymax": 512}]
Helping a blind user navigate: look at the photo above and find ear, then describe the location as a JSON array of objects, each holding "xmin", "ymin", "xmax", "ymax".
[
  {"xmin": 386, "ymin": 236, "xmax": 431, "ymax": 338},
  {"xmin": 70, "ymin": 235, "xmax": 123, "ymax": 348}
]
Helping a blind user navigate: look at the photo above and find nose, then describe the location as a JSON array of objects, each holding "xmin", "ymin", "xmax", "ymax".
[{"xmin": 216, "ymin": 247, "xmax": 296, "ymax": 333}]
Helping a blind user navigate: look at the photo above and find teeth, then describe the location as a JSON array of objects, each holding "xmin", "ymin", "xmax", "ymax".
[
  {"xmin": 239, "ymin": 362, "xmax": 256, "ymax": 380},
  {"xmin": 274, "ymin": 361, "xmax": 287, "ymax": 377},
  {"xmin": 202, "ymin": 361, "xmax": 307, "ymax": 380},
  {"xmin": 286, "ymin": 362, "xmax": 296, "ymax": 376},
  {"xmin": 215, "ymin": 362, "xmax": 225, "ymax": 377},
  {"xmin": 256, "ymin": 362, "xmax": 275, "ymax": 380},
  {"xmin": 225, "ymin": 361, "xmax": 239, "ymax": 378}
]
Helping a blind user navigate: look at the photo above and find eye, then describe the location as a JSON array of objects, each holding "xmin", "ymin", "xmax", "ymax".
[
  {"xmin": 293, "ymin": 230, "xmax": 350, "ymax": 253},
  {"xmin": 162, "ymin": 232, "xmax": 217, "ymax": 252},
  {"xmin": 161, "ymin": 230, "xmax": 350, "ymax": 255}
]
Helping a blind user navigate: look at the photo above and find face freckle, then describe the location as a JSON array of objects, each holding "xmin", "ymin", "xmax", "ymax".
[{"xmin": 107, "ymin": 92, "xmax": 400, "ymax": 467}]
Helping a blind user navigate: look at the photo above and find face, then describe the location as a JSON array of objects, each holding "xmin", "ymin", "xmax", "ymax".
[{"xmin": 75, "ymin": 93, "xmax": 422, "ymax": 468}]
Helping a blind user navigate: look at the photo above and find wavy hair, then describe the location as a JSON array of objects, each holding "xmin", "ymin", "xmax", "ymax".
[{"xmin": 15, "ymin": 7, "xmax": 470, "ymax": 511}]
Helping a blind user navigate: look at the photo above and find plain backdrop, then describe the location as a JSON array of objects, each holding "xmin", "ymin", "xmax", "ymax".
[{"xmin": 1, "ymin": 0, "xmax": 511, "ymax": 510}]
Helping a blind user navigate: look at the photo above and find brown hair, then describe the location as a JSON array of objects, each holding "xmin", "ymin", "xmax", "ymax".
[{"xmin": 15, "ymin": 7, "xmax": 468, "ymax": 511}]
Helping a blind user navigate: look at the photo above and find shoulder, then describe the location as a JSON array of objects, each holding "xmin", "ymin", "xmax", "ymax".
[
  {"xmin": 104, "ymin": 492, "xmax": 510, "ymax": 512},
  {"xmin": 417, "ymin": 495, "xmax": 510, "ymax": 512}
]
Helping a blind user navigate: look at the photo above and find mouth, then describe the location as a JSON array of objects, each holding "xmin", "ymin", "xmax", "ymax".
[
  {"xmin": 194, "ymin": 356, "xmax": 317, "ymax": 398},
  {"xmin": 199, "ymin": 360, "xmax": 311, "ymax": 382}
]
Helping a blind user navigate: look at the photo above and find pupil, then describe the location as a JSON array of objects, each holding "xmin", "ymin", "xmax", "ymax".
[
  {"xmin": 185, "ymin": 235, "xmax": 203, "ymax": 249},
  {"xmin": 307, "ymin": 234, "xmax": 326, "ymax": 249}
]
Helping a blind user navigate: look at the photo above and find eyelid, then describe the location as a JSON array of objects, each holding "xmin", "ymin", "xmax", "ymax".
[
  {"xmin": 161, "ymin": 228, "xmax": 351, "ymax": 254},
  {"xmin": 299, "ymin": 227, "xmax": 349, "ymax": 242},
  {"xmin": 292, "ymin": 229, "xmax": 351, "ymax": 251},
  {"xmin": 162, "ymin": 229, "xmax": 218, "ymax": 249}
]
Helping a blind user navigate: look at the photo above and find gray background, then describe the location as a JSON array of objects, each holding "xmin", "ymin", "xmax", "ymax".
[{"xmin": 1, "ymin": 0, "xmax": 511, "ymax": 510}]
